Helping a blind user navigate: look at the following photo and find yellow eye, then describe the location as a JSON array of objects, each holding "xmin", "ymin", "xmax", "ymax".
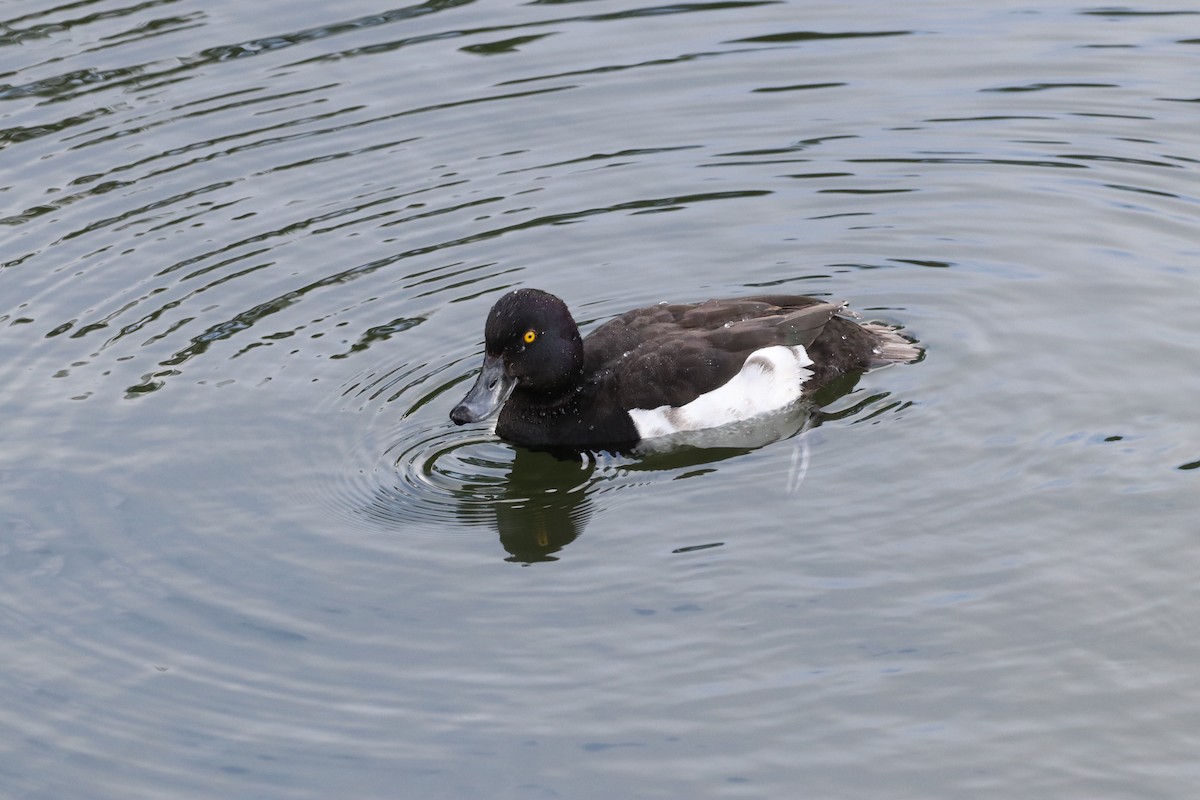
[{"xmin": 523, "ymin": 329, "xmax": 537, "ymax": 344}]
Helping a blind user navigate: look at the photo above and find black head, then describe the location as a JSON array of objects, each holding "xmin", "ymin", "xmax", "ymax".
[
  {"xmin": 450, "ymin": 289, "xmax": 584, "ymax": 425},
  {"xmin": 484, "ymin": 289, "xmax": 584, "ymax": 395}
]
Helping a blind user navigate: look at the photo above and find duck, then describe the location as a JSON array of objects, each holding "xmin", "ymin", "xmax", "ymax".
[{"xmin": 450, "ymin": 288, "xmax": 920, "ymax": 450}]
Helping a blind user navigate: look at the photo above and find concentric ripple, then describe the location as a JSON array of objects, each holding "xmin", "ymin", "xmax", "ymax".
[
  {"xmin": 346, "ymin": 419, "xmax": 520, "ymax": 531},
  {"xmin": 316, "ymin": 359, "xmax": 622, "ymax": 560}
]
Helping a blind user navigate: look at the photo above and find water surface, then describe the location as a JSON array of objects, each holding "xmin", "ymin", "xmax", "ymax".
[{"xmin": 2, "ymin": 0, "xmax": 1199, "ymax": 797}]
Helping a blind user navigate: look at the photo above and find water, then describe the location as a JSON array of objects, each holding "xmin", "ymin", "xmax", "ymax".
[{"xmin": 3, "ymin": 0, "xmax": 1199, "ymax": 797}]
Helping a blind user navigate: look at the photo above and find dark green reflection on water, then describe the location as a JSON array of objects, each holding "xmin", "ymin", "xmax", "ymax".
[{"xmin": 490, "ymin": 448, "xmax": 593, "ymax": 563}]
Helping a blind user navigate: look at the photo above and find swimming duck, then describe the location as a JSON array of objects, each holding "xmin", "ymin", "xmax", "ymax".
[{"xmin": 450, "ymin": 289, "xmax": 919, "ymax": 449}]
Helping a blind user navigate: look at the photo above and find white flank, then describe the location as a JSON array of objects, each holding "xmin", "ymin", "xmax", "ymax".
[{"xmin": 628, "ymin": 345, "xmax": 813, "ymax": 440}]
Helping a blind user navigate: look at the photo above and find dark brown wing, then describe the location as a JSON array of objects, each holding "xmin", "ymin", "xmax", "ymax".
[{"xmin": 585, "ymin": 300, "xmax": 842, "ymax": 410}]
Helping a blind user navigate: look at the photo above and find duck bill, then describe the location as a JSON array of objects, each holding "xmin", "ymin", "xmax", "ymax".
[{"xmin": 450, "ymin": 354, "xmax": 517, "ymax": 424}]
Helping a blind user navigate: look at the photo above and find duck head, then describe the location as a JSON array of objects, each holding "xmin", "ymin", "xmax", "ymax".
[{"xmin": 450, "ymin": 289, "xmax": 584, "ymax": 425}]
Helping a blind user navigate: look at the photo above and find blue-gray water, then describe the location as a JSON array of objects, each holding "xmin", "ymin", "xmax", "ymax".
[{"xmin": 3, "ymin": 0, "xmax": 1199, "ymax": 797}]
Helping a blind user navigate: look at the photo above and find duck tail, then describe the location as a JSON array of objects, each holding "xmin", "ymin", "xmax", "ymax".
[{"xmin": 861, "ymin": 321, "xmax": 923, "ymax": 366}]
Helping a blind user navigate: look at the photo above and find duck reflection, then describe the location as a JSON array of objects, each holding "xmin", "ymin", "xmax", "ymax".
[
  {"xmin": 487, "ymin": 441, "xmax": 795, "ymax": 564},
  {"xmin": 488, "ymin": 447, "xmax": 594, "ymax": 563}
]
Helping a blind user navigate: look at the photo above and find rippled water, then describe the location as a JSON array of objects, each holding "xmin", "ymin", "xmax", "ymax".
[{"xmin": 3, "ymin": 0, "xmax": 1199, "ymax": 797}]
